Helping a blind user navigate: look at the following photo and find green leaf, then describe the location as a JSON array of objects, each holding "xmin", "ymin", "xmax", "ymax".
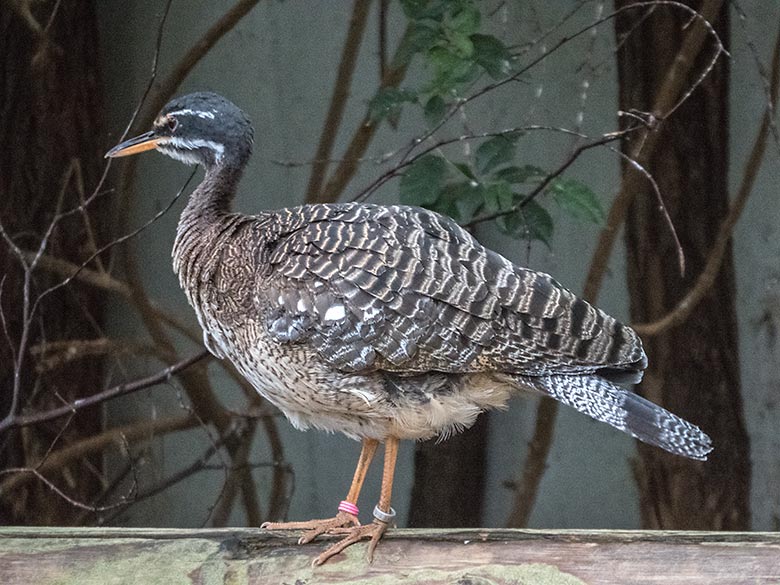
[
  {"xmin": 400, "ymin": 0, "xmax": 424, "ymax": 18},
  {"xmin": 492, "ymin": 165, "xmax": 545, "ymax": 184},
  {"xmin": 453, "ymin": 162, "xmax": 477, "ymax": 181},
  {"xmin": 548, "ymin": 178, "xmax": 605, "ymax": 223},
  {"xmin": 475, "ymin": 134, "xmax": 517, "ymax": 174},
  {"xmin": 483, "ymin": 181, "xmax": 513, "ymax": 212},
  {"xmin": 427, "ymin": 47, "xmax": 479, "ymax": 92},
  {"xmin": 423, "ymin": 94, "xmax": 446, "ymax": 127},
  {"xmin": 429, "ymin": 196, "xmax": 460, "ymax": 222},
  {"xmin": 448, "ymin": 32, "xmax": 474, "ymax": 58},
  {"xmin": 396, "ymin": 22, "xmax": 439, "ymax": 65},
  {"xmin": 400, "ymin": 155, "xmax": 447, "ymax": 206},
  {"xmin": 400, "ymin": 0, "xmax": 432, "ymax": 19},
  {"xmin": 496, "ymin": 201, "xmax": 554, "ymax": 247},
  {"xmin": 495, "ymin": 212, "xmax": 520, "ymax": 237},
  {"xmin": 471, "ymin": 34, "xmax": 513, "ymax": 78},
  {"xmin": 401, "ymin": 0, "xmax": 450, "ymax": 20},
  {"xmin": 444, "ymin": 181, "xmax": 484, "ymax": 221},
  {"xmin": 520, "ymin": 201, "xmax": 554, "ymax": 246},
  {"xmin": 368, "ymin": 88, "xmax": 417, "ymax": 123},
  {"xmin": 448, "ymin": 5, "xmax": 481, "ymax": 36}
]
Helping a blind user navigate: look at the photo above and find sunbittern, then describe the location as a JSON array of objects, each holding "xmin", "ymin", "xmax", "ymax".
[{"xmin": 107, "ymin": 92, "xmax": 712, "ymax": 565}]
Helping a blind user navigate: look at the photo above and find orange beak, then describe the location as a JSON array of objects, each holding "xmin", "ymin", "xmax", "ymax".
[{"xmin": 105, "ymin": 131, "xmax": 168, "ymax": 158}]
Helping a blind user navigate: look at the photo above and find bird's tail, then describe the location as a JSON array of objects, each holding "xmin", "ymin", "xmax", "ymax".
[{"xmin": 520, "ymin": 374, "xmax": 713, "ymax": 461}]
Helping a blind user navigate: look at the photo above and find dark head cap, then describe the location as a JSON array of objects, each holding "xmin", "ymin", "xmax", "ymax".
[{"xmin": 106, "ymin": 92, "xmax": 254, "ymax": 170}]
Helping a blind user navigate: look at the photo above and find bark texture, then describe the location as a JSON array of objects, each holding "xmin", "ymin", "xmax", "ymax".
[
  {"xmin": 408, "ymin": 414, "xmax": 489, "ymax": 527},
  {"xmin": 2, "ymin": 527, "xmax": 779, "ymax": 585},
  {"xmin": 0, "ymin": 1, "xmax": 105, "ymax": 524},
  {"xmin": 616, "ymin": 1, "xmax": 750, "ymax": 529}
]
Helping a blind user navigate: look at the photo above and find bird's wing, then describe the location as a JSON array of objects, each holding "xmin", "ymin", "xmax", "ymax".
[{"xmin": 256, "ymin": 203, "xmax": 645, "ymax": 375}]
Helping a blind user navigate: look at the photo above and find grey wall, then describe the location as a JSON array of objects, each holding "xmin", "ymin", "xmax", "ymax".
[{"xmin": 98, "ymin": 1, "xmax": 779, "ymax": 530}]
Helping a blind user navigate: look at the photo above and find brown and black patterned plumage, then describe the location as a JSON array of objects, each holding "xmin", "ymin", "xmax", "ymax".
[
  {"xmin": 107, "ymin": 92, "xmax": 712, "ymax": 461},
  {"xmin": 107, "ymin": 92, "xmax": 713, "ymax": 564}
]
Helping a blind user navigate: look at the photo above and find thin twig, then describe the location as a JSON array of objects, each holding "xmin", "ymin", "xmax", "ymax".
[
  {"xmin": 465, "ymin": 131, "xmax": 630, "ymax": 227},
  {"xmin": 101, "ymin": 425, "xmax": 241, "ymax": 525},
  {"xmin": 209, "ymin": 423, "xmax": 259, "ymax": 526},
  {"xmin": 23, "ymin": 246, "xmax": 287, "ymax": 521},
  {"xmin": 0, "ymin": 466, "xmax": 134, "ymax": 514},
  {"xmin": 30, "ymin": 170, "xmax": 196, "ymax": 319},
  {"xmin": 30, "ymin": 338, "xmax": 161, "ymax": 372},
  {"xmin": 21, "ymin": 251, "xmax": 130, "ymax": 296},
  {"xmin": 731, "ymin": 0, "xmax": 780, "ymax": 156},
  {"xmin": 398, "ymin": 1, "xmax": 725, "ymax": 181}
]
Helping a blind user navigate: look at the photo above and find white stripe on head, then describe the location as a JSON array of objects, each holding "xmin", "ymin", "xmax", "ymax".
[{"xmin": 167, "ymin": 108, "xmax": 216, "ymax": 120}]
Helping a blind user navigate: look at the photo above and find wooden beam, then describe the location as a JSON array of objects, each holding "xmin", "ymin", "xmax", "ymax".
[{"xmin": 1, "ymin": 527, "xmax": 778, "ymax": 584}]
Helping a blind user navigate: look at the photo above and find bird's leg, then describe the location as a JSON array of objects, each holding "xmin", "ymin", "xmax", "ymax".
[
  {"xmin": 262, "ymin": 438, "xmax": 378, "ymax": 544},
  {"xmin": 313, "ymin": 436, "xmax": 399, "ymax": 566}
]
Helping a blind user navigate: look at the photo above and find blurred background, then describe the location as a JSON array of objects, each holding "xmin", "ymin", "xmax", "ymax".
[{"xmin": 0, "ymin": 0, "xmax": 777, "ymax": 533}]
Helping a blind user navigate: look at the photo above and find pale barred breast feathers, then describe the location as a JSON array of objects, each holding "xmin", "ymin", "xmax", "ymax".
[{"xmin": 257, "ymin": 203, "xmax": 645, "ymax": 377}]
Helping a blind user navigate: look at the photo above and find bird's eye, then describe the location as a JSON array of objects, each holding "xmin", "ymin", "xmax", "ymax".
[{"xmin": 166, "ymin": 117, "xmax": 178, "ymax": 132}]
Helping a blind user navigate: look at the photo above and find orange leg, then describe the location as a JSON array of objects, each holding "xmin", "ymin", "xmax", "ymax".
[
  {"xmin": 314, "ymin": 436, "xmax": 400, "ymax": 566},
  {"xmin": 262, "ymin": 438, "xmax": 378, "ymax": 543}
]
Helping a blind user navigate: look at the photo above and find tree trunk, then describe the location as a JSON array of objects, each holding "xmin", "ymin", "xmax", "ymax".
[
  {"xmin": 0, "ymin": 1, "xmax": 106, "ymax": 524},
  {"xmin": 408, "ymin": 414, "xmax": 489, "ymax": 527},
  {"xmin": 616, "ymin": 1, "xmax": 750, "ymax": 529}
]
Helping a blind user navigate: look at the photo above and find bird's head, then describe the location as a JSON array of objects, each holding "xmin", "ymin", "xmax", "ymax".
[{"xmin": 106, "ymin": 92, "xmax": 253, "ymax": 170}]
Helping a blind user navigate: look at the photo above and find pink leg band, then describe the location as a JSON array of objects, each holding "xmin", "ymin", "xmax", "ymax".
[{"xmin": 338, "ymin": 500, "xmax": 359, "ymax": 516}]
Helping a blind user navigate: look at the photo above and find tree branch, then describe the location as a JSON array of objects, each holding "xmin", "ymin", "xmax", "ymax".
[
  {"xmin": 101, "ymin": 422, "xmax": 244, "ymax": 525},
  {"xmin": 25, "ymin": 247, "xmax": 288, "ymax": 523},
  {"xmin": 0, "ymin": 351, "xmax": 209, "ymax": 434},
  {"xmin": 209, "ymin": 424, "xmax": 260, "ymax": 526},
  {"xmin": 633, "ymin": 15, "xmax": 780, "ymax": 336},
  {"xmin": 505, "ymin": 397, "xmax": 558, "ymax": 528},
  {"xmin": 313, "ymin": 27, "xmax": 411, "ymax": 203},
  {"xmin": 0, "ymin": 414, "xmax": 198, "ymax": 497},
  {"xmin": 106, "ymin": 0, "xmax": 282, "ymax": 527},
  {"xmin": 506, "ymin": 0, "xmax": 726, "ymax": 529},
  {"xmin": 582, "ymin": 0, "xmax": 726, "ymax": 302},
  {"xmin": 304, "ymin": 0, "xmax": 372, "ymax": 202}
]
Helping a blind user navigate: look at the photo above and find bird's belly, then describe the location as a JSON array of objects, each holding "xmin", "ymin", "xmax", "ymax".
[
  {"xmin": 208, "ymin": 321, "xmax": 514, "ymax": 441},
  {"xmin": 218, "ymin": 330, "xmax": 390, "ymax": 439}
]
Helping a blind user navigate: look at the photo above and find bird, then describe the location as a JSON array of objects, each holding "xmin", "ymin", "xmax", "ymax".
[{"xmin": 106, "ymin": 91, "xmax": 713, "ymax": 565}]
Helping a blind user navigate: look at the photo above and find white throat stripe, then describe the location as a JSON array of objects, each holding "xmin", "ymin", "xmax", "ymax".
[{"xmin": 169, "ymin": 137, "xmax": 225, "ymax": 160}]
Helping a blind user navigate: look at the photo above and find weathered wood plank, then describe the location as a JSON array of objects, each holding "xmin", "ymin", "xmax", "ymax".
[{"xmin": 1, "ymin": 527, "xmax": 778, "ymax": 585}]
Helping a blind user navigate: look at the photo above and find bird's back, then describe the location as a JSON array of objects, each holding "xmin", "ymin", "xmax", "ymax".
[{"xmin": 253, "ymin": 202, "xmax": 645, "ymax": 379}]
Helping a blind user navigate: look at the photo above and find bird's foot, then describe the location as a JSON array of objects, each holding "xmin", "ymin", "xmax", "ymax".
[
  {"xmin": 313, "ymin": 519, "xmax": 389, "ymax": 566},
  {"xmin": 261, "ymin": 511, "xmax": 360, "ymax": 545}
]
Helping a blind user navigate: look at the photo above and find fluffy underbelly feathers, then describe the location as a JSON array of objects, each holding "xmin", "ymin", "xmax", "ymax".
[{"xmin": 219, "ymin": 320, "xmax": 512, "ymax": 441}]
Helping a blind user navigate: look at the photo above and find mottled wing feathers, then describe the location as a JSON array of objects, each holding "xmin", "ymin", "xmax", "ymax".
[{"xmin": 258, "ymin": 203, "xmax": 644, "ymax": 376}]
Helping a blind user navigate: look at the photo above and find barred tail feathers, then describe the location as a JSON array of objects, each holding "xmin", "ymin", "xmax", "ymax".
[{"xmin": 523, "ymin": 375, "xmax": 713, "ymax": 461}]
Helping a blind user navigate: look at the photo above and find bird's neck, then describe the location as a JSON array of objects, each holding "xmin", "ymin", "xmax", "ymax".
[
  {"xmin": 182, "ymin": 161, "xmax": 244, "ymax": 222},
  {"xmin": 172, "ymin": 161, "xmax": 244, "ymax": 288}
]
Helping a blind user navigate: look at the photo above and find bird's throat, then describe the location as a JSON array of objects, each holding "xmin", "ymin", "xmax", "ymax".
[{"xmin": 182, "ymin": 162, "xmax": 243, "ymax": 220}]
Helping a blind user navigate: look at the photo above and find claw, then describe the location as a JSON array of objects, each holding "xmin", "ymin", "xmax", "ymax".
[
  {"xmin": 262, "ymin": 511, "xmax": 360, "ymax": 545},
  {"xmin": 312, "ymin": 520, "xmax": 389, "ymax": 566}
]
